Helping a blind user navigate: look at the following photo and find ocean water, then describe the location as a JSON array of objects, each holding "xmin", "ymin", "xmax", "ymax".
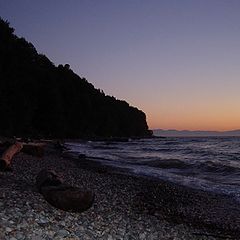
[{"xmin": 64, "ymin": 137, "xmax": 240, "ymax": 201}]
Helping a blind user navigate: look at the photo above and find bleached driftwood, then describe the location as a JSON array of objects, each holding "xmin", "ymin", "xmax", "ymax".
[{"xmin": 0, "ymin": 142, "xmax": 23, "ymax": 170}]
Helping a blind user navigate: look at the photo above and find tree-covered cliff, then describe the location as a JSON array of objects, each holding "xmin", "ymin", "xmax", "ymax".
[{"xmin": 0, "ymin": 18, "xmax": 151, "ymax": 138}]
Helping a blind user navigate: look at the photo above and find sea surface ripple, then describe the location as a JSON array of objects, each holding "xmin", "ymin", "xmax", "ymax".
[{"xmin": 65, "ymin": 137, "xmax": 240, "ymax": 201}]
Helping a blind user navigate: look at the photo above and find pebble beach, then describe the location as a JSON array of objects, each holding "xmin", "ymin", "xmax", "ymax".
[{"xmin": 0, "ymin": 143, "xmax": 240, "ymax": 240}]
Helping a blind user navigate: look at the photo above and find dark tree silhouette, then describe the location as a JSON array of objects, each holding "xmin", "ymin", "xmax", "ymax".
[{"xmin": 0, "ymin": 18, "xmax": 152, "ymax": 138}]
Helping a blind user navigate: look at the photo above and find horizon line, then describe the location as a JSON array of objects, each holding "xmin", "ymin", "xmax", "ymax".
[{"xmin": 151, "ymin": 128, "xmax": 240, "ymax": 132}]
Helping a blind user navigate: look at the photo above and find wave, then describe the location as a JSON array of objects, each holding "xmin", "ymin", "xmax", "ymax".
[
  {"xmin": 65, "ymin": 137, "xmax": 240, "ymax": 201},
  {"xmin": 197, "ymin": 161, "xmax": 240, "ymax": 175}
]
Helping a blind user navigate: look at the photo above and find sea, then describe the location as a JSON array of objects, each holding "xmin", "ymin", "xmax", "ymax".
[{"xmin": 64, "ymin": 137, "xmax": 240, "ymax": 201}]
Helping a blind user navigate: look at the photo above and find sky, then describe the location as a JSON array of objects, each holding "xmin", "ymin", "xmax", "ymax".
[{"xmin": 1, "ymin": 0, "xmax": 240, "ymax": 131}]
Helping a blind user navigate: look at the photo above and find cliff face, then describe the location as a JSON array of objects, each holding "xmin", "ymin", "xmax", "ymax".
[{"xmin": 0, "ymin": 18, "xmax": 151, "ymax": 138}]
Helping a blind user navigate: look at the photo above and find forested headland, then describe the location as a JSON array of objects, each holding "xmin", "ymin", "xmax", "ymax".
[{"xmin": 0, "ymin": 18, "xmax": 152, "ymax": 138}]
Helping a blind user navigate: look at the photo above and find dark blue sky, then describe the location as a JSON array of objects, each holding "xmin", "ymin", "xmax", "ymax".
[{"xmin": 1, "ymin": 1, "xmax": 240, "ymax": 130}]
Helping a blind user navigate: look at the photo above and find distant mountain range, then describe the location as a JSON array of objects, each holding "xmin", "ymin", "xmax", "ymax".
[{"xmin": 153, "ymin": 129, "xmax": 240, "ymax": 137}]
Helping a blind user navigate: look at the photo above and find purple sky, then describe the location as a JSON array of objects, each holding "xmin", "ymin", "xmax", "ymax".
[{"xmin": 1, "ymin": 1, "xmax": 240, "ymax": 130}]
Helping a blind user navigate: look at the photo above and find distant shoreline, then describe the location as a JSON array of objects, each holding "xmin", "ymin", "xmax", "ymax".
[{"xmin": 153, "ymin": 129, "xmax": 240, "ymax": 137}]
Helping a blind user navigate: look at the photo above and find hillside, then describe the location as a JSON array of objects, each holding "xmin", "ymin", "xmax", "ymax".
[{"xmin": 0, "ymin": 18, "xmax": 151, "ymax": 138}]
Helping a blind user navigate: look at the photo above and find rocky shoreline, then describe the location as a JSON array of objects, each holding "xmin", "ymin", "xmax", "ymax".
[{"xmin": 0, "ymin": 142, "xmax": 239, "ymax": 239}]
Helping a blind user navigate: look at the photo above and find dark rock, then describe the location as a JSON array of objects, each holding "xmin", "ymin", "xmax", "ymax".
[
  {"xmin": 0, "ymin": 159, "xmax": 12, "ymax": 171},
  {"xmin": 36, "ymin": 169, "xmax": 62, "ymax": 193},
  {"xmin": 54, "ymin": 141, "xmax": 68, "ymax": 151},
  {"xmin": 36, "ymin": 169, "xmax": 94, "ymax": 212},
  {"xmin": 78, "ymin": 154, "xmax": 87, "ymax": 159},
  {"xmin": 0, "ymin": 159, "xmax": 7, "ymax": 170}
]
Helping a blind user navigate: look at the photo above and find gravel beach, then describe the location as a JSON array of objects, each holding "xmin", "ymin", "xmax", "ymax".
[{"xmin": 0, "ymin": 143, "xmax": 240, "ymax": 240}]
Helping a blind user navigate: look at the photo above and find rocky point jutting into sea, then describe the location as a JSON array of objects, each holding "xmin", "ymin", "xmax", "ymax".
[{"xmin": 0, "ymin": 17, "xmax": 151, "ymax": 139}]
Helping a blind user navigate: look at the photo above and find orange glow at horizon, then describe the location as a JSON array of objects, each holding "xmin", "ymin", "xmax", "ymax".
[
  {"xmin": 146, "ymin": 107, "xmax": 240, "ymax": 131},
  {"xmin": 134, "ymin": 88, "xmax": 240, "ymax": 131}
]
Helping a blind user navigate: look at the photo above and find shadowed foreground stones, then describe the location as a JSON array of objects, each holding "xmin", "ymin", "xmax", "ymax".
[
  {"xmin": 0, "ymin": 159, "xmax": 8, "ymax": 170},
  {"xmin": 36, "ymin": 169, "xmax": 94, "ymax": 212}
]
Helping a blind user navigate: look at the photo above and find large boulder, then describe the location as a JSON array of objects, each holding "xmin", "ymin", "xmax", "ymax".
[{"xmin": 36, "ymin": 169, "xmax": 94, "ymax": 212}]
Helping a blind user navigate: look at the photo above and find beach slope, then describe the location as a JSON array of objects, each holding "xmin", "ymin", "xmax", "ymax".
[{"xmin": 0, "ymin": 143, "xmax": 239, "ymax": 239}]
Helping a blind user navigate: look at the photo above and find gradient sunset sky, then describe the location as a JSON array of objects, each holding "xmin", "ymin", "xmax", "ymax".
[{"xmin": 1, "ymin": 1, "xmax": 240, "ymax": 131}]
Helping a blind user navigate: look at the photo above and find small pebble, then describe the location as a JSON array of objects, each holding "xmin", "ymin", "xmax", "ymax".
[
  {"xmin": 6, "ymin": 227, "xmax": 12, "ymax": 232},
  {"xmin": 57, "ymin": 229, "xmax": 69, "ymax": 238}
]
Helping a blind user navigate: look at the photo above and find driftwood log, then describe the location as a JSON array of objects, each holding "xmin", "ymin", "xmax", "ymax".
[
  {"xmin": 0, "ymin": 142, "xmax": 23, "ymax": 171},
  {"xmin": 0, "ymin": 141, "xmax": 45, "ymax": 171},
  {"xmin": 36, "ymin": 169, "xmax": 94, "ymax": 212}
]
